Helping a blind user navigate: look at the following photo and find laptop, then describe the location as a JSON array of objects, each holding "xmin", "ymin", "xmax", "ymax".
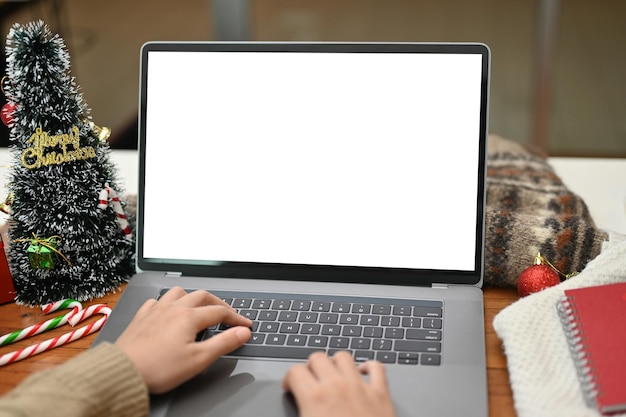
[{"xmin": 95, "ymin": 41, "xmax": 490, "ymax": 417}]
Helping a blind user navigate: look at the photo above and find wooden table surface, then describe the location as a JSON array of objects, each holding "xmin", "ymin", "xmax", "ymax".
[{"xmin": 0, "ymin": 285, "xmax": 520, "ymax": 416}]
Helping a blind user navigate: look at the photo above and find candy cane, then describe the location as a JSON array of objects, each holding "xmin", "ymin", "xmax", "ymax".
[
  {"xmin": 0, "ymin": 303, "xmax": 111, "ymax": 366},
  {"xmin": 0, "ymin": 299, "xmax": 82, "ymax": 347},
  {"xmin": 98, "ymin": 182, "xmax": 132, "ymax": 240},
  {"xmin": 41, "ymin": 299, "xmax": 81, "ymax": 315}
]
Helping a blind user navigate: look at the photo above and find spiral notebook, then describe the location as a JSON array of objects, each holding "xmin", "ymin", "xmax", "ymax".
[{"xmin": 557, "ymin": 282, "xmax": 626, "ymax": 415}]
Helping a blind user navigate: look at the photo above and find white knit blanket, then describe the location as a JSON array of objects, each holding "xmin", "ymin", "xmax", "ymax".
[{"xmin": 493, "ymin": 231, "xmax": 626, "ymax": 417}]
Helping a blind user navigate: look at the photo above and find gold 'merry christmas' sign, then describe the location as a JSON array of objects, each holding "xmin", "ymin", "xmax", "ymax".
[{"xmin": 21, "ymin": 125, "xmax": 96, "ymax": 169}]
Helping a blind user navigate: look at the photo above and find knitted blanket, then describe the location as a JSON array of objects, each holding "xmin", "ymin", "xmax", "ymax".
[
  {"xmin": 484, "ymin": 135, "xmax": 608, "ymax": 286},
  {"xmin": 493, "ymin": 232, "xmax": 626, "ymax": 417}
]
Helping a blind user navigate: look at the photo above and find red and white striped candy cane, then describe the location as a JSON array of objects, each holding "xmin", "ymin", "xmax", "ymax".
[
  {"xmin": 0, "ymin": 304, "xmax": 111, "ymax": 366},
  {"xmin": 98, "ymin": 182, "xmax": 132, "ymax": 240},
  {"xmin": 41, "ymin": 299, "xmax": 82, "ymax": 315},
  {"xmin": 0, "ymin": 299, "xmax": 82, "ymax": 347}
]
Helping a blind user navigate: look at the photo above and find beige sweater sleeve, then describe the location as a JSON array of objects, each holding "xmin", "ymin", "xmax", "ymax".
[{"xmin": 0, "ymin": 342, "xmax": 149, "ymax": 417}]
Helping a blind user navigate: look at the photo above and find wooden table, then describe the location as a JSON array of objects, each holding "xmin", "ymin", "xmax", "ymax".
[{"xmin": 0, "ymin": 285, "xmax": 519, "ymax": 417}]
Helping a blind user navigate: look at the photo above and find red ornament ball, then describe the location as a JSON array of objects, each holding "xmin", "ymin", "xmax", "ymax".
[
  {"xmin": 1, "ymin": 102, "xmax": 16, "ymax": 127},
  {"xmin": 517, "ymin": 264, "xmax": 561, "ymax": 297}
]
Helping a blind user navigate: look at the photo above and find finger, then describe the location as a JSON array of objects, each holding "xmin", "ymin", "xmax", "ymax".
[
  {"xmin": 134, "ymin": 298, "xmax": 157, "ymax": 317},
  {"xmin": 195, "ymin": 326, "xmax": 251, "ymax": 365},
  {"xmin": 332, "ymin": 350, "xmax": 362, "ymax": 378},
  {"xmin": 192, "ymin": 305, "xmax": 252, "ymax": 330},
  {"xmin": 307, "ymin": 351, "xmax": 337, "ymax": 380},
  {"xmin": 158, "ymin": 286, "xmax": 187, "ymax": 302},
  {"xmin": 281, "ymin": 363, "xmax": 317, "ymax": 395},
  {"xmin": 176, "ymin": 290, "xmax": 229, "ymax": 309},
  {"xmin": 360, "ymin": 360, "xmax": 390, "ymax": 391}
]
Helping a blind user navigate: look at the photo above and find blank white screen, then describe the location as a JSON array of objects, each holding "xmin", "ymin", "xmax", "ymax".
[{"xmin": 143, "ymin": 50, "xmax": 483, "ymax": 271}]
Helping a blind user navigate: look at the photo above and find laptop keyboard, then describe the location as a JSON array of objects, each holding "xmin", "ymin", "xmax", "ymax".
[{"xmin": 161, "ymin": 289, "xmax": 443, "ymax": 366}]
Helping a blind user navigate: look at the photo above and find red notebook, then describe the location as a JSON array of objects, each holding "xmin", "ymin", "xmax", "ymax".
[{"xmin": 557, "ymin": 282, "xmax": 626, "ymax": 415}]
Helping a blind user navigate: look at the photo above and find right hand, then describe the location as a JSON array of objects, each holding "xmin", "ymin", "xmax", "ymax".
[{"xmin": 282, "ymin": 351, "xmax": 397, "ymax": 417}]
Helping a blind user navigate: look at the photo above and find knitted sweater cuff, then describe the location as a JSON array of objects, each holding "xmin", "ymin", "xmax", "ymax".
[{"xmin": 2, "ymin": 342, "xmax": 149, "ymax": 417}]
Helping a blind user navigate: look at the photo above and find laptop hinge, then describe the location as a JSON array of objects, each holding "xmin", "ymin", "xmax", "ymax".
[
  {"xmin": 165, "ymin": 272, "xmax": 183, "ymax": 278},
  {"xmin": 432, "ymin": 283, "xmax": 449, "ymax": 289}
]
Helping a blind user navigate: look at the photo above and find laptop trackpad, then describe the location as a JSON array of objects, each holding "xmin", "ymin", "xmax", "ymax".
[{"xmin": 159, "ymin": 358, "xmax": 298, "ymax": 417}]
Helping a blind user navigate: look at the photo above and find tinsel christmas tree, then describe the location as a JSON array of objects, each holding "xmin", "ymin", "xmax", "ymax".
[{"xmin": 2, "ymin": 21, "xmax": 135, "ymax": 305}]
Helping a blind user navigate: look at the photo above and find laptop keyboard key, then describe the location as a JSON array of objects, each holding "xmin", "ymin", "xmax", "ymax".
[
  {"xmin": 423, "ymin": 318, "xmax": 443, "ymax": 329},
  {"xmin": 372, "ymin": 339, "xmax": 393, "ymax": 351},
  {"xmin": 329, "ymin": 337, "xmax": 350, "ymax": 349},
  {"xmin": 350, "ymin": 338, "xmax": 371, "ymax": 350},
  {"xmin": 266, "ymin": 334, "xmax": 287, "ymax": 345},
  {"xmin": 233, "ymin": 298, "xmax": 252, "ymax": 308},
  {"xmin": 354, "ymin": 350, "xmax": 375, "ymax": 362},
  {"xmin": 273, "ymin": 299, "xmax": 291, "ymax": 310},
  {"xmin": 351, "ymin": 303, "xmax": 371, "ymax": 314},
  {"xmin": 311, "ymin": 301, "xmax": 331, "ymax": 312},
  {"xmin": 376, "ymin": 351, "xmax": 397, "ymax": 364},
  {"xmin": 360, "ymin": 315, "xmax": 380, "ymax": 326},
  {"xmin": 286, "ymin": 335, "xmax": 307, "ymax": 346},
  {"xmin": 292, "ymin": 301, "xmax": 311, "ymax": 311},
  {"xmin": 372, "ymin": 304, "xmax": 392, "ymax": 315},
  {"xmin": 279, "ymin": 323, "xmax": 300, "ymax": 334},
  {"xmin": 339, "ymin": 314, "xmax": 359, "ymax": 324},
  {"xmin": 421, "ymin": 354, "xmax": 441, "ymax": 365},
  {"xmin": 321, "ymin": 324, "xmax": 341, "ymax": 335},
  {"xmin": 278, "ymin": 311, "xmax": 298, "ymax": 322},
  {"xmin": 342, "ymin": 326, "xmax": 362, "ymax": 337},
  {"xmin": 258, "ymin": 310, "xmax": 278, "ymax": 321},
  {"xmin": 332, "ymin": 302, "xmax": 351, "ymax": 313},
  {"xmin": 248, "ymin": 333, "xmax": 266, "ymax": 344},
  {"xmin": 363, "ymin": 327, "xmax": 383, "ymax": 338},
  {"xmin": 328, "ymin": 349, "xmax": 352, "ymax": 357},
  {"xmin": 195, "ymin": 330, "xmax": 205, "ymax": 342},
  {"xmin": 398, "ymin": 353, "xmax": 419, "ymax": 365},
  {"xmin": 395, "ymin": 340, "xmax": 441, "ymax": 353},
  {"xmin": 231, "ymin": 345, "xmax": 322, "ymax": 360},
  {"xmin": 307, "ymin": 336, "xmax": 329, "ymax": 347},
  {"xmin": 384, "ymin": 328, "xmax": 405, "ymax": 339},
  {"xmin": 239, "ymin": 310, "xmax": 258, "ymax": 320},
  {"xmin": 319, "ymin": 313, "xmax": 339, "ymax": 323},
  {"xmin": 381, "ymin": 316, "xmax": 400, "ymax": 327},
  {"xmin": 259, "ymin": 322, "xmax": 280, "ymax": 332},
  {"xmin": 392, "ymin": 305, "xmax": 411, "ymax": 316},
  {"xmin": 413, "ymin": 306, "xmax": 443, "ymax": 318},
  {"xmin": 406, "ymin": 329, "xmax": 442, "ymax": 341},
  {"xmin": 401, "ymin": 317, "xmax": 422, "ymax": 328},
  {"xmin": 301, "ymin": 324, "xmax": 321, "ymax": 334},
  {"xmin": 298, "ymin": 312, "xmax": 318, "ymax": 323},
  {"xmin": 252, "ymin": 299, "xmax": 272, "ymax": 309}
]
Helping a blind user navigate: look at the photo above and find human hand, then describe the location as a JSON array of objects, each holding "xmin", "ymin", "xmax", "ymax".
[
  {"xmin": 282, "ymin": 351, "xmax": 397, "ymax": 417},
  {"xmin": 115, "ymin": 286, "xmax": 252, "ymax": 394}
]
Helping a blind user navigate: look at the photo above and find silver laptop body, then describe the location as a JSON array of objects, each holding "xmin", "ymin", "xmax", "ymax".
[{"xmin": 95, "ymin": 41, "xmax": 490, "ymax": 417}]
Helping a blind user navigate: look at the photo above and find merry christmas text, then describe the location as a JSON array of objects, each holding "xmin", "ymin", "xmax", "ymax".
[{"xmin": 21, "ymin": 126, "xmax": 96, "ymax": 169}]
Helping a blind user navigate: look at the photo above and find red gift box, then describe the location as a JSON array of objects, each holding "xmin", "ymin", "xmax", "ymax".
[{"xmin": 0, "ymin": 239, "xmax": 15, "ymax": 304}]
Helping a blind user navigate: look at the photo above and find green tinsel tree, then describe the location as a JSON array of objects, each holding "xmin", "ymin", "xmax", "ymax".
[{"xmin": 3, "ymin": 21, "xmax": 134, "ymax": 305}]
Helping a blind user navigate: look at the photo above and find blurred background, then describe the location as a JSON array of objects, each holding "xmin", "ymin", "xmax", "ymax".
[{"xmin": 1, "ymin": 0, "xmax": 625, "ymax": 156}]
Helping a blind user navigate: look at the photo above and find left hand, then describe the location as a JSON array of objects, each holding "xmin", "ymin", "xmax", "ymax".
[{"xmin": 115, "ymin": 287, "xmax": 252, "ymax": 394}]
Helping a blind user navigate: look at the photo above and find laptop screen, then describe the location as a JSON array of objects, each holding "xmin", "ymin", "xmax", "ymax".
[{"xmin": 138, "ymin": 42, "xmax": 489, "ymax": 286}]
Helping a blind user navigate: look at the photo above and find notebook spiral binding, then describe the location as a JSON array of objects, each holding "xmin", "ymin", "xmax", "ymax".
[{"xmin": 556, "ymin": 295, "xmax": 600, "ymax": 410}]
